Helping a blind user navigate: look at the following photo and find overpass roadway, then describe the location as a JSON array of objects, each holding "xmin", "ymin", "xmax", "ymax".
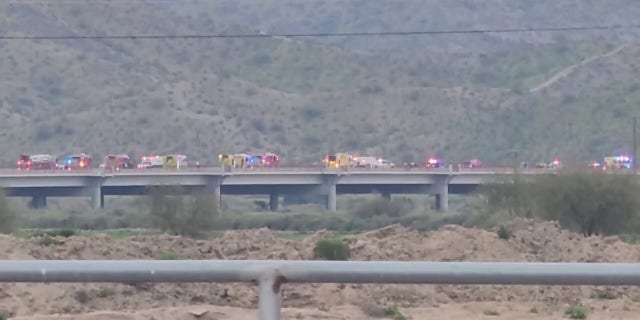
[{"xmin": 0, "ymin": 167, "xmax": 558, "ymax": 211}]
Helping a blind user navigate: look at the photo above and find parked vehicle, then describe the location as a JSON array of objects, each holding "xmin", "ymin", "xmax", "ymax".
[
  {"xmin": 63, "ymin": 153, "xmax": 92, "ymax": 170},
  {"xmin": 17, "ymin": 154, "xmax": 59, "ymax": 170}
]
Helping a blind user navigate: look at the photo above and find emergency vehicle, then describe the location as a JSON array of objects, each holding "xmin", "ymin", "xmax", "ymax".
[
  {"xmin": 101, "ymin": 155, "xmax": 135, "ymax": 171},
  {"xmin": 323, "ymin": 155, "xmax": 337, "ymax": 168},
  {"xmin": 262, "ymin": 152, "xmax": 280, "ymax": 168},
  {"xmin": 353, "ymin": 156, "xmax": 378, "ymax": 168},
  {"xmin": 323, "ymin": 153, "xmax": 351, "ymax": 168},
  {"xmin": 425, "ymin": 157, "xmax": 441, "ymax": 168},
  {"xmin": 232, "ymin": 154, "xmax": 248, "ymax": 168},
  {"xmin": 163, "ymin": 154, "xmax": 188, "ymax": 169},
  {"xmin": 604, "ymin": 155, "xmax": 633, "ymax": 170},
  {"xmin": 64, "ymin": 153, "xmax": 92, "ymax": 170},
  {"xmin": 353, "ymin": 156, "xmax": 395, "ymax": 168},
  {"xmin": 245, "ymin": 154, "xmax": 263, "ymax": 168},
  {"xmin": 137, "ymin": 155, "xmax": 164, "ymax": 169},
  {"xmin": 218, "ymin": 154, "xmax": 234, "ymax": 168},
  {"xmin": 462, "ymin": 159, "xmax": 483, "ymax": 168},
  {"xmin": 536, "ymin": 158, "xmax": 561, "ymax": 169},
  {"xmin": 17, "ymin": 154, "xmax": 58, "ymax": 170}
]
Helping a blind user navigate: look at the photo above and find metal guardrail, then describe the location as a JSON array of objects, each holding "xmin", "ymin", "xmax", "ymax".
[{"xmin": 2, "ymin": 260, "xmax": 640, "ymax": 320}]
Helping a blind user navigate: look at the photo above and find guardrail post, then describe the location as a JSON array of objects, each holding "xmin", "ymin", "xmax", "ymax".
[{"xmin": 258, "ymin": 273, "xmax": 283, "ymax": 320}]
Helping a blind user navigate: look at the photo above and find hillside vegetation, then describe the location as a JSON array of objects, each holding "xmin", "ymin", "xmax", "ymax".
[{"xmin": 0, "ymin": 1, "xmax": 639, "ymax": 165}]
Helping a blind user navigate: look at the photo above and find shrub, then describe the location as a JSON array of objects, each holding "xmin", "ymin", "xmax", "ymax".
[
  {"xmin": 154, "ymin": 251, "xmax": 183, "ymax": 260},
  {"xmin": 0, "ymin": 189, "xmax": 19, "ymax": 234},
  {"xmin": 565, "ymin": 305, "xmax": 587, "ymax": 319},
  {"xmin": 535, "ymin": 172, "xmax": 640, "ymax": 236},
  {"xmin": 357, "ymin": 300, "xmax": 386, "ymax": 318},
  {"xmin": 383, "ymin": 305, "xmax": 408, "ymax": 320},
  {"xmin": 479, "ymin": 172, "xmax": 640, "ymax": 236},
  {"xmin": 353, "ymin": 198, "xmax": 410, "ymax": 219},
  {"xmin": 593, "ymin": 289, "xmax": 616, "ymax": 300},
  {"xmin": 30, "ymin": 229, "xmax": 76, "ymax": 238},
  {"xmin": 74, "ymin": 290, "xmax": 90, "ymax": 304},
  {"xmin": 313, "ymin": 238, "xmax": 350, "ymax": 260},
  {"xmin": 38, "ymin": 235, "xmax": 61, "ymax": 246},
  {"xmin": 97, "ymin": 287, "xmax": 115, "ymax": 298},
  {"xmin": 147, "ymin": 186, "xmax": 219, "ymax": 238},
  {"xmin": 496, "ymin": 225, "xmax": 512, "ymax": 240}
]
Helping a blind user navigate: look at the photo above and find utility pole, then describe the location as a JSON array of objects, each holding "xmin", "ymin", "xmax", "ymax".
[{"xmin": 634, "ymin": 116, "xmax": 637, "ymax": 175}]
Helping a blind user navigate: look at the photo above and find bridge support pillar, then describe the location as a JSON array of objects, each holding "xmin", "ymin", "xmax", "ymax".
[
  {"xmin": 30, "ymin": 196, "xmax": 47, "ymax": 209},
  {"xmin": 214, "ymin": 184, "xmax": 221, "ymax": 210},
  {"xmin": 433, "ymin": 175, "xmax": 450, "ymax": 212},
  {"xmin": 206, "ymin": 176, "xmax": 222, "ymax": 211},
  {"xmin": 91, "ymin": 186, "xmax": 104, "ymax": 209},
  {"xmin": 326, "ymin": 184, "xmax": 337, "ymax": 212},
  {"xmin": 269, "ymin": 193, "xmax": 279, "ymax": 211}
]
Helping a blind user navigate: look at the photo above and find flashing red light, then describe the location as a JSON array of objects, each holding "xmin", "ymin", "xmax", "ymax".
[{"xmin": 79, "ymin": 161, "xmax": 85, "ymax": 168}]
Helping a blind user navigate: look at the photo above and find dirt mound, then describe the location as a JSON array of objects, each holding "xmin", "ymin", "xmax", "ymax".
[{"xmin": 2, "ymin": 218, "xmax": 640, "ymax": 317}]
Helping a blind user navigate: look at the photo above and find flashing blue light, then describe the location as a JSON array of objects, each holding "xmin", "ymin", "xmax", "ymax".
[{"xmin": 67, "ymin": 159, "xmax": 72, "ymax": 164}]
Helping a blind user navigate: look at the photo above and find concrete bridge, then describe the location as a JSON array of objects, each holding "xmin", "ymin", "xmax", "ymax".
[{"xmin": 0, "ymin": 167, "xmax": 555, "ymax": 211}]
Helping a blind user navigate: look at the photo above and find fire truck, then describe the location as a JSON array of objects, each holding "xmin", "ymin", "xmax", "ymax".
[
  {"xmin": 101, "ymin": 155, "xmax": 135, "ymax": 171},
  {"xmin": 262, "ymin": 152, "xmax": 280, "ymax": 168},
  {"xmin": 218, "ymin": 154, "xmax": 234, "ymax": 168},
  {"xmin": 163, "ymin": 154, "xmax": 188, "ymax": 169},
  {"xmin": 323, "ymin": 153, "xmax": 351, "ymax": 169},
  {"xmin": 64, "ymin": 153, "xmax": 92, "ymax": 170},
  {"xmin": 17, "ymin": 154, "xmax": 58, "ymax": 170}
]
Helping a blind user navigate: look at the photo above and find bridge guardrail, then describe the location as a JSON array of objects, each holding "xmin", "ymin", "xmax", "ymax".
[
  {"xmin": 2, "ymin": 260, "xmax": 640, "ymax": 320},
  {"xmin": 0, "ymin": 167, "xmax": 570, "ymax": 176}
]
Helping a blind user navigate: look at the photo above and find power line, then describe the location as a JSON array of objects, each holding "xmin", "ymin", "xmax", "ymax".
[{"xmin": 1, "ymin": 24, "xmax": 640, "ymax": 40}]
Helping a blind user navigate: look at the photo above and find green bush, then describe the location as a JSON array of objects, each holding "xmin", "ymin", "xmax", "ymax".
[
  {"xmin": 479, "ymin": 172, "xmax": 640, "ymax": 236},
  {"xmin": 97, "ymin": 287, "xmax": 115, "ymax": 298},
  {"xmin": 593, "ymin": 289, "xmax": 617, "ymax": 300},
  {"xmin": 353, "ymin": 197, "xmax": 412, "ymax": 219},
  {"xmin": 154, "ymin": 251, "xmax": 183, "ymax": 260},
  {"xmin": 147, "ymin": 186, "xmax": 219, "ymax": 238},
  {"xmin": 565, "ymin": 305, "xmax": 587, "ymax": 319},
  {"xmin": 496, "ymin": 225, "xmax": 512, "ymax": 240},
  {"xmin": 313, "ymin": 238, "xmax": 351, "ymax": 260},
  {"xmin": 383, "ymin": 305, "xmax": 408, "ymax": 320},
  {"xmin": 38, "ymin": 235, "xmax": 61, "ymax": 246},
  {"xmin": 0, "ymin": 189, "xmax": 19, "ymax": 234},
  {"xmin": 29, "ymin": 229, "xmax": 76, "ymax": 238}
]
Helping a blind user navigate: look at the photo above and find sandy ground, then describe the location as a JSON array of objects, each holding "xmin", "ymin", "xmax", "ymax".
[{"xmin": 3, "ymin": 218, "xmax": 640, "ymax": 319}]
